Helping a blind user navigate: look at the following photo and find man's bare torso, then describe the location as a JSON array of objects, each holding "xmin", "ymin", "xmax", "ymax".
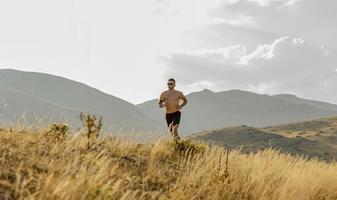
[{"xmin": 160, "ymin": 90, "xmax": 182, "ymax": 113}]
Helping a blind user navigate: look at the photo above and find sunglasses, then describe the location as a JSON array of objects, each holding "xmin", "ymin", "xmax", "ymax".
[{"xmin": 167, "ymin": 83, "xmax": 174, "ymax": 85}]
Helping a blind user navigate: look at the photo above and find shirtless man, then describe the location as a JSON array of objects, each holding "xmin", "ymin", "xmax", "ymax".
[{"xmin": 158, "ymin": 78, "xmax": 188, "ymax": 140}]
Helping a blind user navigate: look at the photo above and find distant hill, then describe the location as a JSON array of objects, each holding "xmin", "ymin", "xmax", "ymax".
[
  {"xmin": 0, "ymin": 69, "xmax": 161, "ymax": 132},
  {"xmin": 272, "ymin": 94, "xmax": 337, "ymax": 112},
  {"xmin": 188, "ymin": 116, "xmax": 337, "ymax": 161},
  {"xmin": 0, "ymin": 84, "xmax": 81, "ymax": 121},
  {"xmin": 137, "ymin": 89, "xmax": 337, "ymax": 135}
]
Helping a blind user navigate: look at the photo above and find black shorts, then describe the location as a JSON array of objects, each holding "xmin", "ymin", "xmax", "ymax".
[{"xmin": 165, "ymin": 111, "xmax": 181, "ymax": 131}]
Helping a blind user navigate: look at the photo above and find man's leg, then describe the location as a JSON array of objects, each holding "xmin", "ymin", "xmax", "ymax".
[
  {"xmin": 172, "ymin": 123, "xmax": 180, "ymax": 140},
  {"xmin": 168, "ymin": 122, "xmax": 174, "ymax": 136},
  {"xmin": 172, "ymin": 111, "xmax": 181, "ymax": 140},
  {"xmin": 166, "ymin": 114, "xmax": 174, "ymax": 136}
]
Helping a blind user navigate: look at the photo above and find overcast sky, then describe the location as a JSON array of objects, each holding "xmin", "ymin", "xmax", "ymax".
[{"xmin": 0, "ymin": 0, "xmax": 336, "ymax": 104}]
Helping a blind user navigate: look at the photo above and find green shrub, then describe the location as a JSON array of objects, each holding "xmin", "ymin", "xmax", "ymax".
[
  {"xmin": 44, "ymin": 122, "xmax": 69, "ymax": 143},
  {"xmin": 168, "ymin": 139, "xmax": 205, "ymax": 155}
]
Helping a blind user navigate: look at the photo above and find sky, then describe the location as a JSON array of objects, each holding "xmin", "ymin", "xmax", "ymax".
[{"xmin": 0, "ymin": 0, "xmax": 336, "ymax": 104}]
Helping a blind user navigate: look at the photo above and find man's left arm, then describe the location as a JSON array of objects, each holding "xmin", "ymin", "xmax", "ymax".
[{"xmin": 179, "ymin": 92, "xmax": 188, "ymax": 109}]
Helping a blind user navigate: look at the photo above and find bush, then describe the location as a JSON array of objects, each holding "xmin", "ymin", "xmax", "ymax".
[
  {"xmin": 168, "ymin": 139, "xmax": 205, "ymax": 155},
  {"xmin": 80, "ymin": 113, "xmax": 102, "ymax": 150},
  {"xmin": 44, "ymin": 122, "xmax": 69, "ymax": 143}
]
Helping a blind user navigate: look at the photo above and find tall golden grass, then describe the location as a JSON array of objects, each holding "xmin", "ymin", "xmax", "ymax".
[{"xmin": 0, "ymin": 125, "xmax": 337, "ymax": 200}]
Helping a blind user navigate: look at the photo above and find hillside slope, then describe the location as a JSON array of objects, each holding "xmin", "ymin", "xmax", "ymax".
[
  {"xmin": 0, "ymin": 69, "xmax": 161, "ymax": 131},
  {"xmin": 188, "ymin": 116, "xmax": 337, "ymax": 161},
  {"xmin": 0, "ymin": 84, "xmax": 81, "ymax": 122}
]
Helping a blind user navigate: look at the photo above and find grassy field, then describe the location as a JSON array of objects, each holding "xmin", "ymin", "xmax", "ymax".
[{"xmin": 0, "ymin": 123, "xmax": 337, "ymax": 200}]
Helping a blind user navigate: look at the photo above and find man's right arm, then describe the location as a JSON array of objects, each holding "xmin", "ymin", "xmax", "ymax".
[{"xmin": 158, "ymin": 93, "xmax": 164, "ymax": 108}]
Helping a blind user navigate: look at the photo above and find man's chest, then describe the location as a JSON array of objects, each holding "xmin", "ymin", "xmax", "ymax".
[{"xmin": 164, "ymin": 92, "xmax": 180, "ymax": 101}]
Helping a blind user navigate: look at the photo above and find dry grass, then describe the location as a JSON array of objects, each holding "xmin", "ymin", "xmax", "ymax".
[{"xmin": 0, "ymin": 127, "xmax": 337, "ymax": 200}]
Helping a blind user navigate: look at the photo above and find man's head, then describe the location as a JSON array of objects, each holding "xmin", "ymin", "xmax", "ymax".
[{"xmin": 167, "ymin": 78, "xmax": 175, "ymax": 90}]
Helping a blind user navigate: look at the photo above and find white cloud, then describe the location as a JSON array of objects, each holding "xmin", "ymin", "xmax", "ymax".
[
  {"xmin": 247, "ymin": 0, "xmax": 300, "ymax": 7},
  {"xmin": 208, "ymin": 0, "xmax": 337, "ymax": 50},
  {"xmin": 174, "ymin": 45, "xmax": 247, "ymax": 62},
  {"xmin": 244, "ymin": 37, "xmax": 289, "ymax": 61},
  {"xmin": 162, "ymin": 37, "xmax": 337, "ymax": 103}
]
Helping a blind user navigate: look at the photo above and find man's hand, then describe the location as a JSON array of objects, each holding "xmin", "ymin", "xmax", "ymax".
[
  {"xmin": 158, "ymin": 97, "xmax": 165, "ymax": 108},
  {"xmin": 158, "ymin": 94, "xmax": 165, "ymax": 108},
  {"xmin": 176, "ymin": 105, "xmax": 183, "ymax": 110},
  {"xmin": 179, "ymin": 92, "xmax": 188, "ymax": 110}
]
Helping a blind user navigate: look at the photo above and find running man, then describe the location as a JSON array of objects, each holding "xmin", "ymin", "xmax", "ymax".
[{"xmin": 158, "ymin": 78, "xmax": 188, "ymax": 140}]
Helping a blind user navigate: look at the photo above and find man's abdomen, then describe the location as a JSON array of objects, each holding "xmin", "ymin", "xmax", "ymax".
[{"xmin": 165, "ymin": 105, "xmax": 179, "ymax": 113}]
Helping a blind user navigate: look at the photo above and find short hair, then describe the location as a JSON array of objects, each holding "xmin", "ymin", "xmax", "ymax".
[{"xmin": 168, "ymin": 78, "xmax": 175, "ymax": 83}]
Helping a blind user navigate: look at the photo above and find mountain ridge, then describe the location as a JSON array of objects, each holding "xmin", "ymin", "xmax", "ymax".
[
  {"xmin": 1, "ymin": 69, "xmax": 337, "ymax": 136},
  {"xmin": 0, "ymin": 69, "xmax": 162, "ymax": 132},
  {"xmin": 138, "ymin": 88, "xmax": 337, "ymax": 134}
]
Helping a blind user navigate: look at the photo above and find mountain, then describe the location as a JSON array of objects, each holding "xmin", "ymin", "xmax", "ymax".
[
  {"xmin": 137, "ymin": 89, "xmax": 337, "ymax": 135},
  {"xmin": 0, "ymin": 84, "xmax": 81, "ymax": 123},
  {"xmin": 2, "ymin": 69, "xmax": 337, "ymax": 138},
  {"xmin": 188, "ymin": 116, "xmax": 337, "ymax": 161},
  {"xmin": 0, "ymin": 69, "xmax": 161, "ymax": 132},
  {"xmin": 272, "ymin": 94, "xmax": 337, "ymax": 112}
]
